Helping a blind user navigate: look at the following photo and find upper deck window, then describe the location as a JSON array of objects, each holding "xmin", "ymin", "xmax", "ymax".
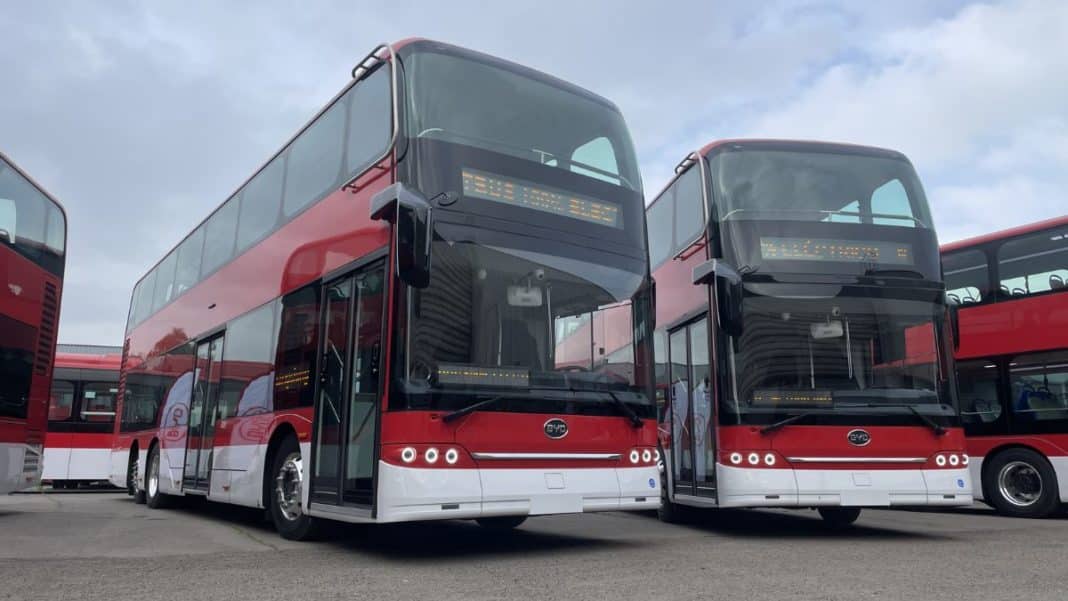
[
  {"xmin": 943, "ymin": 249, "xmax": 990, "ymax": 304},
  {"xmin": 402, "ymin": 49, "xmax": 640, "ymax": 192},
  {"xmin": 711, "ymin": 148, "xmax": 932, "ymax": 229},
  {"xmin": 0, "ymin": 156, "xmax": 65, "ymax": 276},
  {"xmin": 997, "ymin": 227, "xmax": 1068, "ymax": 299}
]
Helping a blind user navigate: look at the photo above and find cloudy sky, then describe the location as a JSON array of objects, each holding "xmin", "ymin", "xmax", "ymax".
[{"xmin": 2, "ymin": 0, "xmax": 1065, "ymax": 344}]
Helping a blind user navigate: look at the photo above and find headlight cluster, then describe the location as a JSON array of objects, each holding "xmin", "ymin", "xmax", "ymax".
[
  {"xmin": 722, "ymin": 450, "xmax": 783, "ymax": 468},
  {"xmin": 628, "ymin": 447, "xmax": 659, "ymax": 466},
  {"xmin": 930, "ymin": 452, "xmax": 968, "ymax": 468},
  {"xmin": 385, "ymin": 444, "xmax": 472, "ymax": 468}
]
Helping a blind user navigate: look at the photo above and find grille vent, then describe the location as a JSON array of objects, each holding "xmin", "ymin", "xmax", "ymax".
[{"xmin": 33, "ymin": 282, "xmax": 58, "ymax": 376}]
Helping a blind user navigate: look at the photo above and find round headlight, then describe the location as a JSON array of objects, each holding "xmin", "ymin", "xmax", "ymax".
[
  {"xmin": 935, "ymin": 454, "xmax": 947, "ymax": 467},
  {"xmin": 764, "ymin": 453, "xmax": 776, "ymax": 466},
  {"xmin": 401, "ymin": 447, "xmax": 416, "ymax": 464},
  {"xmin": 747, "ymin": 452, "xmax": 760, "ymax": 466},
  {"xmin": 629, "ymin": 449, "xmax": 640, "ymax": 464},
  {"xmin": 445, "ymin": 448, "xmax": 459, "ymax": 465},
  {"xmin": 642, "ymin": 449, "xmax": 652, "ymax": 463},
  {"xmin": 654, "ymin": 449, "xmax": 661, "ymax": 462},
  {"xmin": 962, "ymin": 454, "xmax": 970, "ymax": 466},
  {"xmin": 949, "ymin": 454, "xmax": 960, "ymax": 466},
  {"xmin": 425, "ymin": 447, "xmax": 439, "ymax": 464},
  {"xmin": 729, "ymin": 452, "xmax": 743, "ymax": 465}
]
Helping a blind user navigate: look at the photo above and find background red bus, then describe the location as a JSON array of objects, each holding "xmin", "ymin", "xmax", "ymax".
[
  {"xmin": 43, "ymin": 344, "xmax": 122, "ymax": 489},
  {"xmin": 944, "ymin": 214, "xmax": 1068, "ymax": 517},
  {"xmin": 111, "ymin": 39, "xmax": 659, "ymax": 539},
  {"xmin": 647, "ymin": 140, "xmax": 971, "ymax": 526},
  {"xmin": 0, "ymin": 151, "xmax": 66, "ymax": 494}
]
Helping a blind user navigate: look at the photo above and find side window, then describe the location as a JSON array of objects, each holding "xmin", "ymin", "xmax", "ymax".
[
  {"xmin": 646, "ymin": 195, "xmax": 672, "ymax": 268},
  {"xmin": 174, "ymin": 226, "xmax": 205, "ymax": 298},
  {"xmin": 236, "ymin": 157, "xmax": 284, "ymax": 253},
  {"xmin": 571, "ymin": 137, "xmax": 621, "ymax": 185},
  {"xmin": 871, "ymin": 179, "xmax": 916, "ymax": 227},
  {"xmin": 131, "ymin": 269, "xmax": 157, "ymax": 326},
  {"xmin": 943, "ymin": 249, "xmax": 990, "ymax": 304},
  {"xmin": 345, "ymin": 67, "xmax": 392, "ymax": 177},
  {"xmin": 653, "ymin": 329, "xmax": 668, "ymax": 421},
  {"xmin": 45, "ymin": 205, "xmax": 65, "ymax": 253},
  {"xmin": 673, "ymin": 166, "xmax": 704, "ymax": 251},
  {"xmin": 273, "ymin": 285, "xmax": 321, "ymax": 410},
  {"xmin": 152, "ymin": 251, "xmax": 178, "ymax": 313},
  {"xmin": 200, "ymin": 196, "xmax": 240, "ymax": 278},
  {"xmin": 127, "ymin": 280, "xmax": 142, "ymax": 330},
  {"xmin": 49, "ymin": 381, "xmax": 75, "ymax": 421},
  {"xmin": 219, "ymin": 301, "xmax": 280, "ymax": 420},
  {"xmin": 1010, "ymin": 351, "xmax": 1068, "ymax": 423},
  {"xmin": 957, "ymin": 360, "xmax": 1002, "ymax": 430},
  {"xmin": 81, "ymin": 382, "xmax": 119, "ymax": 423},
  {"xmin": 284, "ymin": 99, "xmax": 346, "ymax": 217},
  {"xmin": 998, "ymin": 227, "xmax": 1068, "ymax": 298}
]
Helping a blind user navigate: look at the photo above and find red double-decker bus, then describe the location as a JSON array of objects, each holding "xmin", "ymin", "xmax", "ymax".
[
  {"xmin": 43, "ymin": 344, "xmax": 122, "ymax": 489},
  {"xmin": 0, "ymin": 151, "xmax": 66, "ymax": 494},
  {"xmin": 647, "ymin": 140, "xmax": 971, "ymax": 526},
  {"xmin": 111, "ymin": 39, "xmax": 659, "ymax": 539},
  {"xmin": 943, "ymin": 215, "xmax": 1068, "ymax": 517}
]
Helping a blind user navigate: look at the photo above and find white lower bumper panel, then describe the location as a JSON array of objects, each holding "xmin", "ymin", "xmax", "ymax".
[
  {"xmin": 716, "ymin": 463, "xmax": 972, "ymax": 508},
  {"xmin": 376, "ymin": 462, "xmax": 660, "ymax": 523}
]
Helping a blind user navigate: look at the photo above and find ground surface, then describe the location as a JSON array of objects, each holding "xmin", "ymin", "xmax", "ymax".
[{"xmin": 1, "ymin": 491, "xmax": 1066, "ymax": 601}]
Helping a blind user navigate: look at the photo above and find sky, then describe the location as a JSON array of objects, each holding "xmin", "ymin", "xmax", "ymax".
[{"xmin": 1, "ymin": 0, "xmax": 1065, "ymax": 345}]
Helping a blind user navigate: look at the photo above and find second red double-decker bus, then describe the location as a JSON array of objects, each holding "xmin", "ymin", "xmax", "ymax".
[
  {"xmin": 944, "ymin": 215, "xmax": 1068, "ymax": 517},
  {"xmin": 43, "ymin": 344, "xmax": 122, "ymax": 489},
  {"xmin": 111, "ymin": 39, "xmax": 659, "ymax": 539},
  {"xmin": 0, "ymin": 152, "xmax": 66, "ymax": 495},
  {"xmin": 647, "ymin": 140, "xmax": 972, "ymax": 526}
]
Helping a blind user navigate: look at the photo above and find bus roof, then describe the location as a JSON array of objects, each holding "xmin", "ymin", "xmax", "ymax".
[{"xmin": 941, "ymin": 214, "xmax": 1068, "ymax": 253}]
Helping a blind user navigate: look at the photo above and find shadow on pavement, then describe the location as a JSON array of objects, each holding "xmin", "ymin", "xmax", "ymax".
[{"xmin": 647, "ymin": 507, "xmax": 953, "ymax": 540}]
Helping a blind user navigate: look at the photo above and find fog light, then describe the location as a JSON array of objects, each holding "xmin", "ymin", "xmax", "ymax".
[
  {"xmin": 935, "ymin": 454, "xmax": 947, "ymax": 467},
  {"xmin": 729, "ymin": 452, "xmax": 743, "ymax": 465},
  {"xmin": 949, "ymin": 454, "xmax": 960, "ymax": 466},
  {"xmin": 401, "ymin": 447, "xmax": 416, "ymax": 464},
  {"xmin": 748, "ymin": 452, "xmax": 760, "ymax": 466},
  {"xmin": 425, "ymin": 447, "xmax": 439, "ymax": 464},
  {"xmin": 764, "ymin": 453, "xmax": 776, "ymax": 466},
  {"xmin": 642, "ymin": 449, "xmax": 652, "ymax": 463},
  {"xmin": 445, "ymin": 448, "xmax": 459, "ymax": 465},
  {"xmin": 630, "ymin": 449, "xmax": 640, "ymax": 464}
]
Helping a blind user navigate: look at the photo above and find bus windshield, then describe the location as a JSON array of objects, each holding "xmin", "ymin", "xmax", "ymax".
[
  {"xmin": 395, "ymin": 226, "xmax": 651, "ymax": 414},
  {"xmin": 721, "ymin": 287, "xmax": 955, "ymax": 423},
  {"xmin": 711, "ymin": 148, "xmax": 933, "ymax": 229},
  {"xmin": 402, "ymin": 47, "xmax": 641, "ymax": 192}
]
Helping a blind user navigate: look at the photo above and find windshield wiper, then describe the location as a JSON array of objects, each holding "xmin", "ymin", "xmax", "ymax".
[
  {"xmin": 863, "ymin": 267, "xmax": 927, "ymax": 280},
  {"xmin": 441, "ymin": 396, "xmax": 505, "ymax": 424},
  {"xmin": 608, "ymin": 392, "xmax": 643, "ymax": 429},
  {"xmin": 838, "ymin": 402, "xmax": 947, "ymax": 436},
  {"xmin": 760, "ymin": 412, "xmax": 818, "ymax": 434}
]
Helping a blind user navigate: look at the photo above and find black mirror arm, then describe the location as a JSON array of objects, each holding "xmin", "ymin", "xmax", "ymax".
[
  {"xmin": 692, "ymin": 259, "xmax": 741, "ymax": 286},
  {"xmin": 370, "ymin": 182, "xmax": 431, "ymax": 222}
]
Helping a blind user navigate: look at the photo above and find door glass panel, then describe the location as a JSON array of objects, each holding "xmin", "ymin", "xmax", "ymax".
[
  {"xmin": 313, "ymin": 278, "xmax": 353, "ymax": 502},
  {"xmin": 669, "ymin": 329, "xmax": 691, "ymax": 490},
  {"xmin": 343, "ymin": 270, "xmax": 384, "ymax": 505},
  {"xmin": 689, "ymin": 319, "xmax": 714, "ymax": 493},
  {"xmin": 197, "ymin": 337, "xmax": 224, "ymax": 484},
  {"xmin": 184, "ymin": 342, "xmax": 211, "ymax": 485}
]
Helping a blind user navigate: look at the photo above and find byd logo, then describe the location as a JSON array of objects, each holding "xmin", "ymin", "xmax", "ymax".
[
  {"xmin": 847, "ymin": 429, "xmax": 872, "ymax": 447},
  {"xmin": 543, "ymin": 418, "xmax": 568, "ymax": 440}
]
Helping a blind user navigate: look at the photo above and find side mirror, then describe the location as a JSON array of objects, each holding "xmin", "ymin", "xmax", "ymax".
[
  {"xmin": 693, "ymin": 259, "xmax": 743, "ymax": 337},
  {"xmin": 370, "ymin": 183, "xmax": 433, "ymax": 289},
  {"xmin": 947, "ymin": 299, "xmax": 961, "ymax": 351}
]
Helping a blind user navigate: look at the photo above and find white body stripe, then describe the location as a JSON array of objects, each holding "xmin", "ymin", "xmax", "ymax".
[{"xmin": 42, "ymin": 447, "xmax": 112, "ymax": 481}]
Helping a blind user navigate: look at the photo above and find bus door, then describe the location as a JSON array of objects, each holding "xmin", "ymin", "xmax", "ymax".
[
  {"xmin": 668, "ymin": 317, "xmax": 716, "ymax": 500},
  {"xmin": 310, "ymin": 261, "xmax": 384, "ymax": 510},
  {"xmin": 183, "ymin": 334, "xmax": 224, "ymax": 493}
]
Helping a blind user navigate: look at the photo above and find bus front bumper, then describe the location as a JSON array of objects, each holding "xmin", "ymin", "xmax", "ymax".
[
  {"xmin": 715, "ymin": 463, "xmax": 973, "ymax": 508},
  {"xmin": 375, "ymin": 462, "xmax": 660, "ymax": 523}
]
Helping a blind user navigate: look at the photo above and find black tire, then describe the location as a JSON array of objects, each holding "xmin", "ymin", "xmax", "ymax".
[
  {"xmin": 818, "ymin": 507, "xmax": 862, "ymax": 528},
  {"xmin": 476, "ymin": 515, "xmax": 527, "ymax": 530},
  {"xmin": 128, "ymin": 450, "xmax": 146, "ymax": 504},
  {"xmin": 269, "ymin": 436, "xmax": 319, "ymax": 541},
  {"xmin": 657, "ymin": 478, "xmax": 686, "ymax": 524},
  {"xmin": 145, "ymin": 445, "xmax": 172, "ymax": 509},
  {"xmin": 983, "ymin": 448, "xmax": 1059, "ymax": 518}
]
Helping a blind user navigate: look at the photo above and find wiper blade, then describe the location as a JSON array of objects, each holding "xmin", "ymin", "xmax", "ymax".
[
  {"xmin": 760, "ymin": 412, "xmax": 818, "ymax": 434},
  {"xmin": 838, "ymin": 402, "xmax": 947, "ymax": 436},
  {"xmin": 609, "ymin": 392, "xmax": 643, "ymax": 429},
  {"xmin": 441, "ymin": 396, "xmax": 505, "ymax": 423},
  {"xmin": 863, "ymin": 268, "xmax": 927, "ymax": 280}
]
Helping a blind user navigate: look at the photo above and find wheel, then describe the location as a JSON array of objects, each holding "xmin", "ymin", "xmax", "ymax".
[
  {"xmin": 657, "ymin": 478, "xmax": 686, "ymax": 524},
  {"xmin": 269, "ymin": 436, "xmax": 319, "ymax": 541},
  {"xmin": 128, "ymin": 450, "xmax": 146, "ymax": 504},
  {"xmin": 145, "ymin": 445, "xmax": 172, "ymax": 509},
  {"xmin": 818, "ymin": 507, "xmax": 862, "ymax": 528},
  {"xmin": 983, "ymin": 448, "xmax": 1059, "ymax": 518},
  {"xmin": 476, "ymin": 516, "xmax": 527, "ymax": 530}
]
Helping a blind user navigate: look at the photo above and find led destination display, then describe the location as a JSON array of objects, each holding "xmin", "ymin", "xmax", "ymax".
[
  {"xmin": 462, "ymin": 168, "xmax": 621, "ymax": 228},
  {"xmin": 760, "ymin": 237, "xmax": 913, "ymax": 265}
]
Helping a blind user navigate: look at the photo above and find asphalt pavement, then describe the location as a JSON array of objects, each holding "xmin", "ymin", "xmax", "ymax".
[{"xmin": 1, "ymin": 491, "xmax": 1066, "ymax": 601}]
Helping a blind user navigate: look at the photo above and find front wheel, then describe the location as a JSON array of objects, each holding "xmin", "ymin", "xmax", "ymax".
[
  {"xmin": 818, "ymin": 507, "xmax": 861, "ymax": 528},
  {"xmin": 145, "ymin": 446, "xmax": 172, "ymax": 509},
  {"xmin": 269, "ymin": 436, "xmax": 319, "ymax": 541},
  {"xmin": 476, "ymin": 516, "xmax": 527, "ymax": 530},
  {"xmin": 983, "ymin": 448, "xmax": 1059, "ymax": 518},
  {"xmin": 128, "ymin": 451, "xmax": 146, "ymax": 504}
]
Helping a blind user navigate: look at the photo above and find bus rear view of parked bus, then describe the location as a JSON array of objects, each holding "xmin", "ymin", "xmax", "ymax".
[
  {"xmin": 944, "ymin": 215, "xmax": 1068, "ymax": 517},
  {"xmin": 647, "ymin": 140, "xmax": 971, "ymax": 525}
]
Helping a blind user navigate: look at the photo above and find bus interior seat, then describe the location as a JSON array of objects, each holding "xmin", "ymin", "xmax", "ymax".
[
  {"xmin": 962, "ymin": 296, "xmax": 977, "ymax": 304},
  {"xmin": 999, "ymin": 285, "xmax": 1011, "ymax": 297},
  {"xmin": 1051, "ymin": 274, "xmax": 1065, "ymax": 289},
  {"xmin": 947, "ymin": 293, "xmax": 961, "ymax": 304},
  {"xmin": 1012, "ymin": 288, "xmax": 1027, "ymax": 296}
]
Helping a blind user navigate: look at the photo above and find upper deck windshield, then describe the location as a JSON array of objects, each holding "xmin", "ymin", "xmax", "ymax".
[{"xmin": 0, "ymin": 155, "xmax": 66, "ymax": 277}]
